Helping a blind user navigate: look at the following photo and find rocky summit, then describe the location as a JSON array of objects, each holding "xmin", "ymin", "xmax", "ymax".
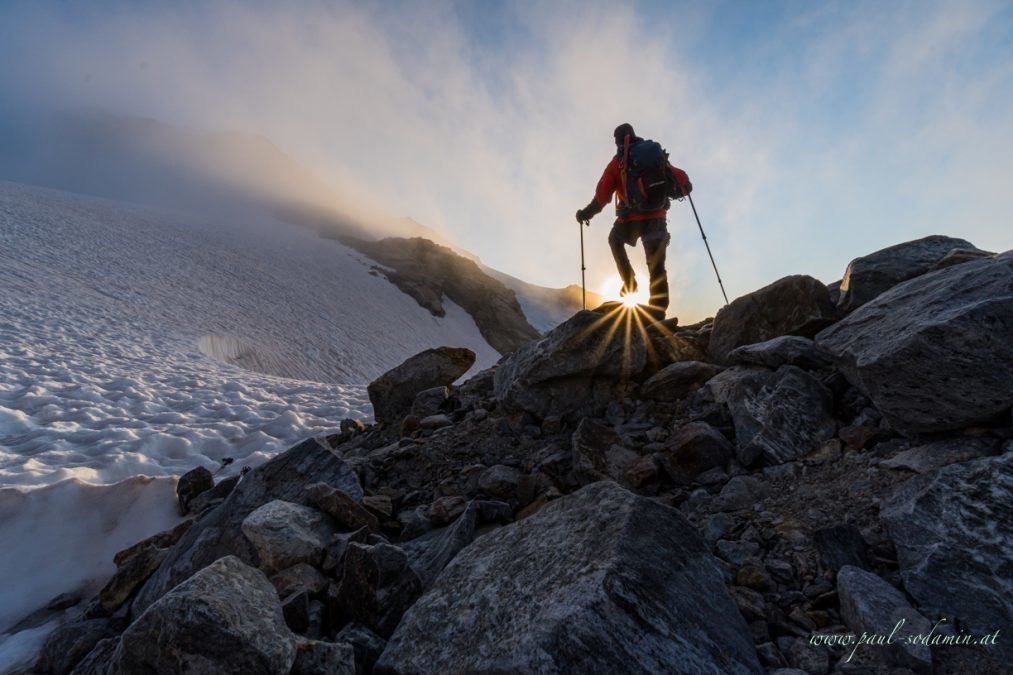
[{"xmin": 26, "ymin": 236, "xmax": 1012, "ymax": 675}]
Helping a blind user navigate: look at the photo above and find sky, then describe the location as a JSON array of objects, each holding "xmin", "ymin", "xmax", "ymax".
[{"xmin": 1, "ymin": 0, "xmax": 1011, "ymax": 322}]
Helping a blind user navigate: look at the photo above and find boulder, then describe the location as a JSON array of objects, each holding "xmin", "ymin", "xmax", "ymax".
[
  {"xmin": 712, "ymin": 476, "xmax": 770, "ymax": 512},
  {"xmin": 707, "ymin": 275, "xmax": 837, "ymax": 363},
  {"xmin": 35, "ymin": 618, "xmax": 122, "ymax": 675},
  {"xmin": 640, "ymin": 361, "xmax": 724, "ymax": 401},
  {"xmin": 367, "ymin": 347, "xmax": 475, "ymax": 425},
  {"xmin": 493, "ymin": 309, "xmax": 647, "ymax": 419},
  {"xmin": 292, "ymin": 640, "xmax": 356, "ymax": 675},
  {"xmin": 176, "ymin": 466, "xmax": 214, "ymax": 515},
  {"xmin": 817, "ymin": 251, "xmax": 1013, "ymax": 434},
  {"xmin": 241, "ymin": 499, "xmax": 337, "ymax": 572},
  {"xmin": 879, "ymin": 453, "xmax": 1013, "ymax": 663},
  {"xmin": 332, "ymin": 543, "xmax": 423, "ymax": 638},
  {"xmin": 409, "ymin": 386, "xmax": 448, "ymax": 419},
  {"xmin": 375, "ymin": 481, "xmax": 760, "ymax": 674},
  {"xmin": 335, "ymin": 623, "xmax": 386, "ymax": 675},
  {"xmin": 728, "ymin": 366, "xmax": 837, "ymax": 466},
  {"xmin": 133, "ymin": 438, "xmax": 361, "ymax": 615},
  {"xmin": 476, "ymin": 464, "xmax": 523, "ymax": 499},
  {"xmin": 112, "ymin": 519, "xmax": 192, "ymax": 567},
  {"xmin": 401, "ymin": 501, "xmax": 478, "ymax": 589},
  {"xmin": 812, "ymin": 525, "xmax": 871, "ymax": 574},
  {"xmin": 108, "ymin": 556, "xmax": 296, "ymax": 674},
  {"xmin": 837, "ymin": 566, "xmax": 932, "ymax": 671},
  {"xmin": 836, "ymin": 235, "xmax": 978, "ymax": 313},
  {"xmin": 571, "ymin": 417, "xmax": 640, "ymax": 485},
  {"xmin": 99, "ymin": 544, "xmax": 168, "ymax": 612},
  {"xmin": 306, "ymin": 482, "xmax": 380, "ymax": 532},
  {"xmin": 271, "ymin": 563, "xmax": 330, "ymax": 598},
  {"xmin": 727, "ymin": 335, "xmax": 833, "ymax": 371},
  {"xmin": 659, "ymin": 422, "xmax": 734, "ymax": 484}
]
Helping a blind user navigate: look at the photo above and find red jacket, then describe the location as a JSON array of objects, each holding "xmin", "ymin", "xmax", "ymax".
[{"xmin": 593, "ymin": 154, "xmax": 686, "ymax": 222}]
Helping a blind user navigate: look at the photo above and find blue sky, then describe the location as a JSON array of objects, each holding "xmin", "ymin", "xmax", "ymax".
[{"xmin": 1, "ymin": 0, "xmax": 1011, "ymax": 321}]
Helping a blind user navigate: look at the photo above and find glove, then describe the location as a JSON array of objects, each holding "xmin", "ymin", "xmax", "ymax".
[{"xmin": 575, "ymin": 199, "xmax": 602, "ymax": 223}]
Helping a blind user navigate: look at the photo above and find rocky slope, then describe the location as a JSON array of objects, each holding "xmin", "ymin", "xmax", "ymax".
[
  {"xmin": 24, "ymin": 236, "xmax": 1012, "ymax": 674},
  {"xmin": 336, "ymin": 235, "xmax": 542, "ymax": 355}
]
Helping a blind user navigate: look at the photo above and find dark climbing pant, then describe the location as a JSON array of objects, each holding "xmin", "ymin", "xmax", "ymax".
[{"xmin": 608, "ymin": 218, "xmax": 670, "ymax": 312}]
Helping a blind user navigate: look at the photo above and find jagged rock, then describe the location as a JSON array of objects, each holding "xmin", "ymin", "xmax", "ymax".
[
  {"xmin": 186, "ymin": 474, "xmax": 240, "ymax": 514},
  {"xmin": 292, "ymin": 640, "xmax": 356, "ymax": 675},
  {"xmin": 879, "ymin": 436, "xmax": 999, "ymax": 473},
  {"xmin": 306, "ymin": 483, "xmax": 379, "ymax": 532},
  {"xmin": 362, "ymin": 495, "xmax": 393, "ymax": 519},
  {"xmin": 928, "ymin": 246, "xmax": 993, "ymax": 271},
  {"xmin": 879, "ymin": 453, "xmax": 1013, "ymax": 663},
  {"xmin": 108, "ymin": 556, "xmax": 295, "ymax": 674},
  {"xmin": 728, "ymin": 365, "xmax": 836, "ymax": 466},
  {"xmin": 335, "ymin": 623, "xmax": 386, "ymax": 675},
  {"xmin": 176, "ymin": 466, "xmax": 214, "ymax": 515},
  {"xmin": 427, "ymin": 496, "xmax": 467, "ymax": 526},
  {"xmin": 645, "ymin": 331, "xmax": 708, "ymax": 371},
  {"xmin": 418, "ymin": 413, "xmax": 452, "ymax": 430},
  {"xmin": 707, "ymin": 275, "xmax": 837, "ymax": 363},
  {"xmin": 271, "ymin": 563, "xmax": 330, "ymax": 598},
  {"xmin": 99, "ymin": 544, "xmax": 168, "ymax": 612},
  {"xmin": 836, "ymin": 235, "xmax": 979, "ymax": 313},
  {"xmin": 241, "ymin": 499, "xmax": 337, "ymax": 572},
  {"xmin": 375, "ymin": 481, "xmax": 760, "ymax": 674},
  {"xmin": 837, "ymin": 565, "xmax": 933, "ymax": 671},
  {"xmin": 571, "ymin": 417, "xmax": 640, "ymax": 484},
  {"xmin": 409, "ymin": 386, "xmax": 448, "ymax": 419},
  {"xmin": 493, "ymin": 309, "xmax": 647, "ymax": 419},
  {"xmin": 625, "ymin": 454, "xmax": 661, "ymax": 487},
  {"xmin": 477, "ymin": 464, "xmax": 522, "ymax": 499},
  {"xmin": 321, "ymin": 527, "xmax": 370, "ymax": 575},
  {"xmin": 401, "ymin": 501, "xmax": 478, "ymax": 590},
  {"xmin": 812, "ymin": 524, "xmax": 871, "ymax": 574},
  {"xmin": 70, "ymin": 637, "xmax": 118, "ymax": 675},
  {"xmin": 712, "ymin": 476, "xmax": 769, "ymax": 512},
  {"xmin": 727, "ymin": 335, "xmax": 833, "ymax": 370},
  {"xmin": 367, "ymin": 347, "xmax": 476, "ymax": 425},
  {"xmin": 332, "ymin": 543, "xmax": 423, "ymax": 638},
  {"xmin": 817, "ymin": 251, "xmax": 1013, "ymax": 434},
  {"xmin": 659, "ymin": 421, "xmax": 734, "ymax": 484},
  {"xmin": 35, "ymin": 618, "xmax": 122, "ymax": 675},
  {"xmin": 640, "ymin": 361, "xmax": 724, "ymax": 401},
  {"xmin": 112, "ymin": 518, "xmax": 192, "ymax": 566},
  {"xmin": 716, "ymin": 540, "xmax": 761, "ymax": 566},
  {"xmin": 133, "ymin": 438, "xmax": 361, "ymax": 615}
]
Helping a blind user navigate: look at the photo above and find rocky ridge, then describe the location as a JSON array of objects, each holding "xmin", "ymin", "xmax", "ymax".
[{"xmin": 23, "ymin": 236, "xmax": 1012, "ymax": 674}]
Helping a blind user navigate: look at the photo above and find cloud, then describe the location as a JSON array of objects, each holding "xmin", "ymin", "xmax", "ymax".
[{"xmin": 0, "ymin": 0, "xmax": 1009, "ymax": 322}]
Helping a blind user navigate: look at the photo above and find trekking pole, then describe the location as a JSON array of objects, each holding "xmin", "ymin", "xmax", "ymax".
[
  {"xmin": 579, "ymin": 219, "xmax": 590, "ymax": 309},
  {"xmin": 687, "ymin": 194, "xmax": 730, "ymax": 306}
]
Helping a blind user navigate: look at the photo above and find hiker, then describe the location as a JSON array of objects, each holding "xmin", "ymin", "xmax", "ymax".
[{"xmin": 575, "ymin": 123, "xmax": 691, "ymax": 318}]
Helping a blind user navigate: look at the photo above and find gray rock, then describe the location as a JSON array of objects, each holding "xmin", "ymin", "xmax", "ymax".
[
  {"xmin": 108, "ymin": 556, "xmax": 295, "ymax": 674},
  {"xmin": 817, "ymin": 251, "xmax": 1013, "ymax": 434},
  {"xmin": 880, "ymin": 436, "xmax": 999, "ymax": 473},
  {"xmin": 69, "ymin": 637, "xmax": 118, "ymax": 675},
  {"xmin": 785, "ymin": 637, "xmax": 830, "ymax": 675},
  {"xmin": 727, "ymin": 335, "xmax": 833, "ymax": 370},
  {"xmin": 409, "ymin": 386, "xmax": 448, "ymax": 419},
  {"xmin": 401, "ymin": 501, "xmax": 478, "ymax": 590},
  {"xmin": 570, "ymin": 417, "xmax": 640, "ymax": 485},
  {"xmin": 35, "ymin": 618, "xmax": 122, "ymax": 675},
  {"xmin": 376, "ymin": 481, "xmax": 760, "ymax": 674},
  {"xmin": 703, "ymin": 513, "xmax": 735, "ymax": 544},
  {"xmin": 321, "ymin": 527, "xmax": 370, "ymax": 575},
  {"xmin": 640, "ymin": 361, "xmax": 724, "ymax": 401},
  {"xmin": 708, "ymin": 275, "xmax": 837, "ymax": 363},
  {"xmin": 493, "ymin": 309, "xmax": 647, "ymax": 419},
  {"xmin": 271, "ymin": 563, "xmax": 330, "ymax": 598},
  {"xmin": 716, "ymin": 539, "xmax": 761, "ymax": 566},
  {"xmin": 837, "ymin": 565, "xmax": 933, "ymax": 671},
  {"xmin": 99, "ymin": 544, "xmax": 168, "ymax": 612},
  {"xmin": 334, "ymin": 623, "xmax": 386, "ymax": 675},
  {"xmin": 929, "ymin": 246, "xmax": 993, "ymax": 271},
  {"xmin": 418, "ymin": 414, "xmax": 452, "ymax": 430},
  {"xmin": 291, "ymin": 640, "xmax": 356, "ymax": 675},
  {"xmin": 306, "ymin": 482, "xmax": 379, "ymax": 532},
  {"xmin": 112, "ymin": 518, "xmax": 192, "ymax": 567},
  {"xmin": 176, "ymin": 466, "xmax": 214, "ymax": 515},
  {"xmin": 133, "ymin": 438, "xmax": 361, "ymax": 615},
  {"xmin": 332, "ymin": 543, "xmax": 423, "ymax": 638},
  {"xmin": 729, "ymin": 366, "xmax": 836, "ymax": 466},
  {"xmin": 186, "ymin": 474, "xmax": 240, "ymax": 514},
  {"xmin": 427, "ymin": 496, "xmax": 467, "ymax": 526},
  {"xmin": 477, "ymin": 464, "xmax": 523, "ymax": 498},
  {"xmin": 836, "ymin": 235, "xmax": 978, "ymax": 313},
  {"xmin": 241, "ymin": 499, "xmax": 337, "ymax": 572},
  {"xmin": 879, "ymin": 453, "xmax": 1013, "ymax": 663},
  {"xmin": 367, "ymin": 347, "xmax": 475, "ymax": 425},
  {"xmin": 659, "ymin": 421, "xmax": 734, "ymax": 484},
  {"xmin": 712, "ymin": 476, "xmax": 769, "ymax": 512},
  {"xmin": 812, "ymin": 524, "xmax": 870, "ymax": 574}
]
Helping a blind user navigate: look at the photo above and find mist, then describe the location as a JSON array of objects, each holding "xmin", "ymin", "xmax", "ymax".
[{"xmin": 1, "ymin": 0, "xmax": 1011, "ymax": 322}]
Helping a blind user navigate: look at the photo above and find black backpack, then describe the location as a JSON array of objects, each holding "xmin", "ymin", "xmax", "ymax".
[{"xmin": 622, "ymin": 139, "xmax": 675, "ymax": 212}]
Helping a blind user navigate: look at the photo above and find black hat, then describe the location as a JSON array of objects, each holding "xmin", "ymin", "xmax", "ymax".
[{"xmin": 614, "ymin": 123, "xmax": 635, "ymax": 145}]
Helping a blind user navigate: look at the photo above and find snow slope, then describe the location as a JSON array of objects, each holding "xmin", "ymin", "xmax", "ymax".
[{"xmin": 0, "ymin": 180, "xmax": 500, "ymax": 666}]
